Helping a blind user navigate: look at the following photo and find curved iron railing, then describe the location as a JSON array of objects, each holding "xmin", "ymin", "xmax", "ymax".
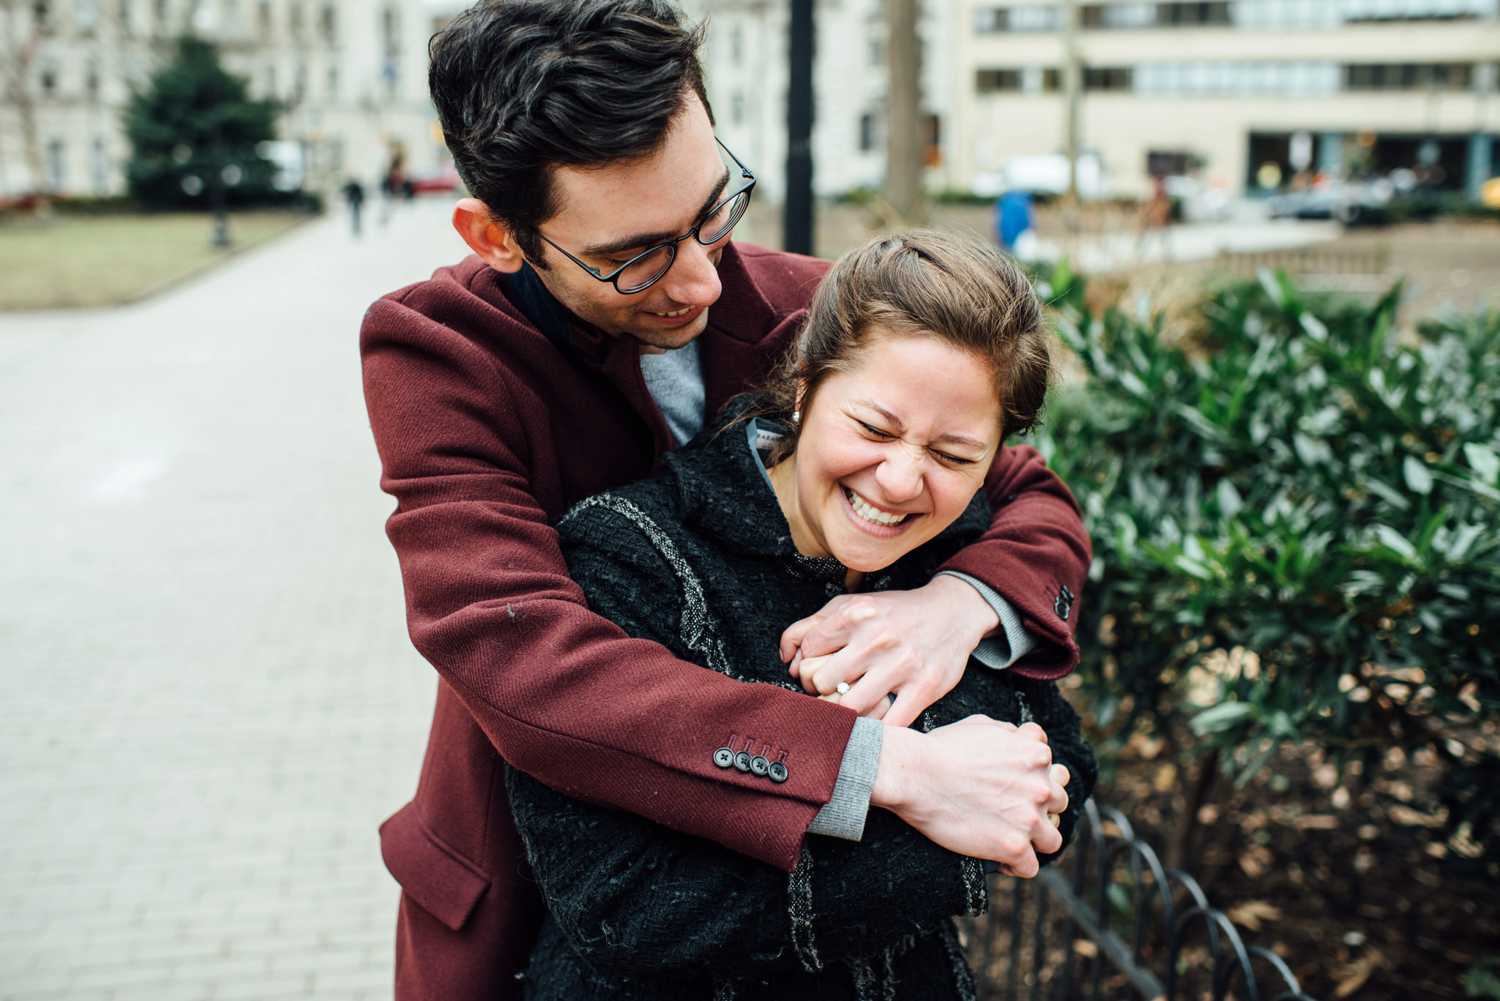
[{"xmin": 965, "ymin": 799, "xmax": 1319, "ymax": 1001}]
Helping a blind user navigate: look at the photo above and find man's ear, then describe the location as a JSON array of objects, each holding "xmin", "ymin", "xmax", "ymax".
[{"xmin": 452, "ymin": 197, "xmax": 527, "ymax": 273}]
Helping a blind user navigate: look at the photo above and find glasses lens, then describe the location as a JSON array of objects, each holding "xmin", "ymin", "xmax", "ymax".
[
  {"xmin": 697, "ymin": 189, "xmax": 751, "ymax": 246},
  {"xmin": 617, "ymin": 244, "xmax": 675, "ymax": 294}
]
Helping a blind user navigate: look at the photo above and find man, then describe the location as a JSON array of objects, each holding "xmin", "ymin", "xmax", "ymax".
[{"xmin": 360, "ymin": 1, "xmax": 1091, "ymax": 998}]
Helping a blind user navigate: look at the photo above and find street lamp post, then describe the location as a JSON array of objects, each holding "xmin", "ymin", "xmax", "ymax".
[{"xmin": 784, "ymin": 0, "xmax": 815, "ymax": 255}]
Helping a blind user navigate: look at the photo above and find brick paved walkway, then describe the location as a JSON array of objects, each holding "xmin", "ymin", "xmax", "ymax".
[{"xmin": 1, "ymin": 200, "xmax": 468, "ymax": 1001}]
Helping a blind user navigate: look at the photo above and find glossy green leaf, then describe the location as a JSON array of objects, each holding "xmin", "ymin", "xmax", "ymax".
[{"xmin": 1403, "ymin": 455, "xmax": 1433, "ymax": 495}]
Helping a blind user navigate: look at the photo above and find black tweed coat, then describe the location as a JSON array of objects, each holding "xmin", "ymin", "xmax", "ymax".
[{"xmin": 508, "ymin": 415, "xmax": 1097, "ymax": 1001}]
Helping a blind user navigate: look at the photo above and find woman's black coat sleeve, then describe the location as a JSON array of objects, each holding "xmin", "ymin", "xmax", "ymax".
[
  {"xmin": 506, "ymin": 508, "xmax": 987, "ymax": 980},
  {"xmin": 1008, "ymin": 673, "xmax": 1098, "ymax": 865}
]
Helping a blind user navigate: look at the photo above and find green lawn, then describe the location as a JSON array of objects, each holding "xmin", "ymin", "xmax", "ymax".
[{"xmin": 0, "ymin": 210, "xmax": 313, "ymax": 310}]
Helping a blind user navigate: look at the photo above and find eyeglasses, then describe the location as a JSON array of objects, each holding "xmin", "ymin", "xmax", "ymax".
[{"xmin": 537, "ymin": 138, "xmax": 756, "ymax": 295}]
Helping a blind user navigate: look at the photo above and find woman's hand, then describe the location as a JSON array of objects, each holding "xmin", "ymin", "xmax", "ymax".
[
  {"xmin": 780, "ymin": 575, "xmax": 999, "ymax": 727},
  {"xmin": 873, "ymin": 717, "xmax": 1067, "ymax": 874}
]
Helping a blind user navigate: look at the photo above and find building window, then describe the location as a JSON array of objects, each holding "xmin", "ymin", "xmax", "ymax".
[
  {"xmin": 327, "ymin": 65, "xmax": 339, "ymax": 98},
  {"xmin": 1342, "ymin": 62, "xmax": 1474, "ymax": 92},
  {"xmin": 730, "ymin": 23, "xmax": 743, "ymax": 65},
  {"xmin": 85, "ymin": 61, "xmax": 100, "ymax": 100},
  {"xmin": 1156, "ymin": 2, "xmax": 1232, "ymax": 27},
  {"xmin": 975, "ymin": 4, "xmax": 1062, "ymax": 32},
  {"xmin": 320, "ymin": 4, "xmax": 336, "ymax": 42},
  {"xmin": 91, "ymin": 137, "xmax": 108, "ymax": 193},
  {"xmin": 119, "ymin": 0, "xmax": 133, "ymax": 35},
  {"xmin": 859, "ymin": 111, "xmax": 877, "ymax": 151},
  {"xmin": 32, "ymin": 0, "xmax": 53, "ymax": 32},
  {"xmin": 153, "ymin": 0, "xmax": 167, "ymax": 32},
  {"xmin": 976, "ymin": 68, "xmax": 1025, "ymax": 93},
  {"xmin": 1084, "ymin": 65, "xmax": 1134, "ymax": 91},
  {"xmin": 731, "ymin": 91, "xmax": 745, "ymax": 126},
  {"xmin": 1342, "ymin": 0, "xmax": 1491, "ymax": 25},
  {"xmin": 289, "ymin": 2, "xmax": 303, "ymax": 39},
  {"xmin": 39, "ymin": 63, "xmax": 59, "ymax": 96},
  {"xmin": 1081, "ymin": 2, "xmax": 1157, "ymax": 28},
  {"xmin": 381, "ymin": 5, "xmax": 400, "ymax": 54},
  {"xmin": 46, "ymin": 139, "xmax": 65, "ymax": 191},
  {"xmin": 257, "ymin": 0, "xmax": 271, "ymax": 38},
  {"xmin": 75, "ymin": 0, "xmax": 100, "ymax": 33}
]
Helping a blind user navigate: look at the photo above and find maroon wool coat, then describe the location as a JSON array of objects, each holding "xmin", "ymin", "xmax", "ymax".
[{"xmin": 359, "ymin": 243, "xmax": 1091, "ymax": 1001}]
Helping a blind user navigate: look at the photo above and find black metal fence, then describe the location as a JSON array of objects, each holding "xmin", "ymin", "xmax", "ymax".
[{"xmin": 966, "ymin": 800, "xmax": 1319, "ymax": 1001}]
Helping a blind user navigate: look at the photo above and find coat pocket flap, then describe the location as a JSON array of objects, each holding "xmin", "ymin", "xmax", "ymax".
[{"xmin": 379, "ymin": 803, "xmax": 491, "ymax": 932}]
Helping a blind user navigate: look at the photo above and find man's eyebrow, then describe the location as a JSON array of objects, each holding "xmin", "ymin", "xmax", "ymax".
[
  {"xmin": 580, "ymin": 166, "xmax": 731, "ymax": 258},
  {"xmin": 855, "ymin": 400, "xmax": 990, "ymax": 451}
]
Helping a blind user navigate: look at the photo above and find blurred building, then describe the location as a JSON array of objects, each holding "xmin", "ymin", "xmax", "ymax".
[
  {"xmin": 952, "ymin": 0, "xmax": 1500, "ymax": 199},
  {"xmin": 0, "ymin": 0, "xmax": 459, "ymax": 199},
  {"xmin": 682, "ymin": 0, "xmax": 954, "ymax": 202}
]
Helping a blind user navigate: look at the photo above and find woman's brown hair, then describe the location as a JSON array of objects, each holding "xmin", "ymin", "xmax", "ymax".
[{"xmin": 738, "ymin": 229, "xmax": 1050, "ymax": 462}]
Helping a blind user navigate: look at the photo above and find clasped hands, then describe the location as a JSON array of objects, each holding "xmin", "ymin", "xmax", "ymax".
[{"xmin": 780, "ymin": 576, "xmax": 1069, "ymax": 877}]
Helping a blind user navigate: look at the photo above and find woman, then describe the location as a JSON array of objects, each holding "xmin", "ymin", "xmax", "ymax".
[{"xmin": 508, "ymin": 231, "xmax": 1097, "ymax": 1001}]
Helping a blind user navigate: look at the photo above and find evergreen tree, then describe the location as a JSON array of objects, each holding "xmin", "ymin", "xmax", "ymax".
[{"xmin": 123, "ymin": 36, "xmax": 281, "ymax": 209}]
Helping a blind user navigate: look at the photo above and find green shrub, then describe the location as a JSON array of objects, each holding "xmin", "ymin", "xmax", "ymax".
[{"xmin": 1034, "ymin": 263, "xmax": 1500, "ymax": 854}]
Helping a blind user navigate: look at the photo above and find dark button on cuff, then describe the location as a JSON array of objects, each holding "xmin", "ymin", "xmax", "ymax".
[
  {"xmin": 734, "ymin": 751, "xmax": 752, "ymax": 772},
  {"xmin": 1060, "ymin": 584, "xmax": 1074, "ymax": 601},
  {"xmin": 768, "ymin": 761, "xmax": 789, "ymax": 784},
  {"xmin": 1054, "ymin": 595, "xmax": 1071, "ymax": 620},
  {"xmin": 749, "ymin": 755, "xmax": 769, "ymax": 776},
  {"xmin": 713, "ymin": 747, "xmax": 735, "ymax": 769}
]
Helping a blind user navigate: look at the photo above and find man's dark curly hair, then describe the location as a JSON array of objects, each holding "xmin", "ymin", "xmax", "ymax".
[{"xmin": 429, "ymin": 0, "xmax": 712, "ymax": 265}]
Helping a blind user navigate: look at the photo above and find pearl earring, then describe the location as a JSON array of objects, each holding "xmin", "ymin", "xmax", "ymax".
[{"xmin": 792, "ymin": 410, "xmax": 801, "ymax": 426}]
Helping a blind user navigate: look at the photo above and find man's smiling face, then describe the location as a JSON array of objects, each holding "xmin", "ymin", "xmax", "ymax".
[{"xmin": 527, "ymin": 92, "xmax": 734, "ymax": 350}]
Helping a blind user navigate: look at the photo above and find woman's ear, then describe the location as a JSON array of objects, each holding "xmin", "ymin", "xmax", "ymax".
[{"xmin": 452, "ymin": 198, "xmax": 527, "ymax": 273}]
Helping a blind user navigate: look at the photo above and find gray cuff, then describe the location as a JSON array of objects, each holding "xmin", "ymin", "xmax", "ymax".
[
  {"xmin": 938, "ymin": 571, "xmax": 1037, "ymax": 670},
  {"xmin": 806, "ymin": 717, "xmax": 882, "ymax": 841}
]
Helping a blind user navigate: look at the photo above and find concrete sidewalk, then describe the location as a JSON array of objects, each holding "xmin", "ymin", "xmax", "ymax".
[{"xmin": 1, "ymin": 199, "xmax": 466, "ymax": 1001}]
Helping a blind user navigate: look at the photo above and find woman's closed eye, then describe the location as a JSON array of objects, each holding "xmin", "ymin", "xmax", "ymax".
[
  {"xmin": 855, "ymin": 419, "xmax": 898, "ymax": 440},
  {"xmin": 856, "ymin": 419, "xmax": 979, "ymax": 466}
]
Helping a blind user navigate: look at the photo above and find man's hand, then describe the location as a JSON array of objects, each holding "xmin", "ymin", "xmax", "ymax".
[
  {"xmin": 780, "ymin": 576, "xmax": 1000, "ymax": 727},
  {"xmin": 871, "ymin": 717, "xmax": 1069, "ymax": 877}
]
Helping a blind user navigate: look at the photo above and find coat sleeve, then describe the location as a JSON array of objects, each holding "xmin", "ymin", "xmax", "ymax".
[
  {"xmin": 938, "ymin": 443, "xmax": 1092, "ymax": 681},
  {"xmin": 505, "ymin": 507, "xmax": 988, "ymax": 979},
  {"xmin": 360, "ymin": 293, "xmax": 855, "ymax": 872}
]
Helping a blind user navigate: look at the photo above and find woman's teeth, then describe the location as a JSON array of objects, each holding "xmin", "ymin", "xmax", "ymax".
[
  {"xmin": 649, "ymin": 306, "xmax": 692, "ymax": 318},
  {"xmin": 845, "ymin": 487, "xmax": 908, "ymax": 526}
]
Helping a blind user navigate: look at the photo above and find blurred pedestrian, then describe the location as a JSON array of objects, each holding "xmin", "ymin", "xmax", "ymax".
[
  {"xmin": 380, "ymin": 143, "xmax": 407, "ymax": 226},
  {"xmin": 1136, "ymin": 174, "xmax": 1172, "ymax": 261},
  {"xmin": 340, "ymin": 177, "xmax": 366, "ymax": 238},
  {"xmin": 996, "ymin": 189, "xmax": 1037, "ymax": 259}
]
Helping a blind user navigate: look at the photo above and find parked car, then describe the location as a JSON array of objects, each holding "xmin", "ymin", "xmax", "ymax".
[
  {"xmin": 407, "ymin": 166, "xmax": 462, "ymax": 195},
  {"xmin": 971, "ymin": 152, "xmax": 1107, "ymax": 200},
  {"xmin": 1267, "ymin": 177, "xmax": 1394, "ymax": 225}
]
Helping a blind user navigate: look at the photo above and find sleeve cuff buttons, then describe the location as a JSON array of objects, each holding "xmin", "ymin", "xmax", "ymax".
[{"xmin": 712, "ymin": 744, "xmax": 790, "ymax": 784}]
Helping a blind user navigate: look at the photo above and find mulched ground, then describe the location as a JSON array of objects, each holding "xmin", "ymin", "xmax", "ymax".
[{"xmin": 961, "ymin": 698, "xmax": 1500, "ymax": 1001}]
